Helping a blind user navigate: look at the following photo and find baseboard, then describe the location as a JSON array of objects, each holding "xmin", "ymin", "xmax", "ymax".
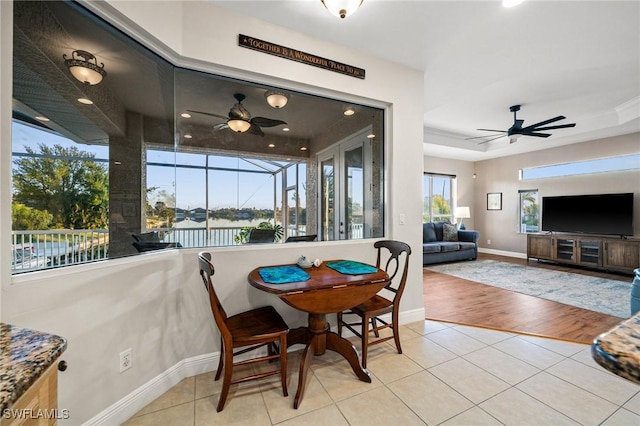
[
  {"xmin": 83, "ymin": 353, "xmax": 218, "ymax": 426},
  {"xmin": 478, "ymin": 248, "xmax": 526, "ymax": 259},
  {"xmin": 83, "ymin": 307, "xmax": 425, "ymax": 425}
]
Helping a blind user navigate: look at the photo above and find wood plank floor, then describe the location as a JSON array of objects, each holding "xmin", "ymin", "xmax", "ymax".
[{"xmin": 423, "ymin": 253, "xmax": 629, "ymax": 344}]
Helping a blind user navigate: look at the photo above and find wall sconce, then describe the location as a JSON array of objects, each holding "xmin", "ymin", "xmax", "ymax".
[
  {"xmin": 455, "ymin": 206, "xmax": 471, "ymax": 230},
  {"xmin": 264, "ymin": 91, "xmax": 289, "ymax": 108},
  {"xmin": 228, "ymin": 119, "xmax": 251, "ymax": 133},
  {"xmin": 63, "ymin": 50, "xmax": 106, "ymax": 85},
  {"xmin": 321, "ymin": 0, "xmax": 364, "ymax": 19}
]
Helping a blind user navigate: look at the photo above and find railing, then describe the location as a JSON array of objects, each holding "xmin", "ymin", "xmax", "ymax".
[
  {"xmin": 12, "ymin": 230, "xmax": 109, "ymax": 272},
  {"xmin": 10, "ymin": 225, "xmax": 363, "ymax": 273}
]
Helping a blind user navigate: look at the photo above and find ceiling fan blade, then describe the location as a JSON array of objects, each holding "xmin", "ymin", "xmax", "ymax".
[
  {"xmin": 524, "ymin": 132, "xmax": 552, "ymax": 138},
  {"xmin": 531, "ymin": 123, "xmax": 576, "ymax": 131},
  {"xmin": 213, "ymin": 123, "xmax": 229, "ymax": 130},
  {"xmin": 186, "ymin": 110, "xmax": 228, "ymax": 120},
  {"xmin": 477, "ymin": 135, "xmax": 506, "ymax": 145},
  {"xmin": 251, "ymin": 117, "xmax": 287, "ymax": 128},
  {"xmin": 465, "ymin": 133, "xmax": 504, "ymax": 140},
  {"xmin": 477, "ymin": 128, "xmax": 507, "ymax": 133},
  {"xmin": 521, "ymin": 115, "xmax": 565, "ymax": 132},
  {"xmin": 247, "ymin": 124, "xmax": 265, "ymax": 137}
]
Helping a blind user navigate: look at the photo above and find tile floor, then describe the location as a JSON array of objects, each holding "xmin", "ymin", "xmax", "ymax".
[{"xmin": 123, "ymin": 320, "xmax": 640, "ymax": 425}]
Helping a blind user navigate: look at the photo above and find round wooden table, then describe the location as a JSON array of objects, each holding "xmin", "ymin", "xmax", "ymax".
[{"xmin": 248, "ymin": 260, "xmax": 389, "ymax": 409}]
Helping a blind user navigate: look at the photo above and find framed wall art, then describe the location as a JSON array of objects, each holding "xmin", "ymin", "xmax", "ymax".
[{"xmin": 487, "ymin": 192, "xmax": 502, "ymax": 210}]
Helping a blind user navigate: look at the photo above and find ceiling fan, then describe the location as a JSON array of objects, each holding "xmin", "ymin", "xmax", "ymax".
[
  {"xmin": 469, "ymin": 105, "xmax": 576, "ymax": 144},
  {"xmin": 187, "ymin": 93, "xmax": 286, "ymax": 137}
]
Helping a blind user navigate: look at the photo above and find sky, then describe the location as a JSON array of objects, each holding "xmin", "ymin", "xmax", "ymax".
[{"xmin": 11, "ymin": 121, "xmax": 289, "ymax": 210}]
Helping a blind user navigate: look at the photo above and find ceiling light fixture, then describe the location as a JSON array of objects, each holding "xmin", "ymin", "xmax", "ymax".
[
  {"xmin": 181, "ymin": 112, "xmax": 192, "ymax": 118},
  {"xmin": 228, "ymin": 119, "xmax": 251, "ymax": 133},
  {"xmin": 343, "ymin": 106, "xmax": 356, "ymax": 116},
  {"xmin": 321, "ymin": 0, "xmax": 363, "ymax": 19},
  {"xmin": 502, "ymin": 0, "xmax": 525, "ymax": 7},
  {"xmin": 35, "ymin": 116, "xmax": 50, "ymax": 122},
  {"xmin": 63, "ymin": 50, "xmax": 107, "ymax": 85},
  {"xmin": 265, "ymin": 91, "xmax": 289, "ymax": 108},
  {"xmin": 77, "ymin": 98, "xmax": 93, "ymax": 105}
]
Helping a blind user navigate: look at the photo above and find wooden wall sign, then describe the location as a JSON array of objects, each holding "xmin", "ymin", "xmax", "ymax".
[{"xmin": 239, "ymin": 34, "xmax": 365, "ymax": 80}]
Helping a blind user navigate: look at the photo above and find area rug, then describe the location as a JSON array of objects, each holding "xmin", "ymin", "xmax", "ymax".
[{"xmin": 426, "ymin": 260, "xmax": 631, "ymax": 318}]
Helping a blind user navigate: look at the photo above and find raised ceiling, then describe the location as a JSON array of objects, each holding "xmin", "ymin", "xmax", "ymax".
[{"xmin": 212, "ymin": 0, "xmax": 640, "ymax": 161}]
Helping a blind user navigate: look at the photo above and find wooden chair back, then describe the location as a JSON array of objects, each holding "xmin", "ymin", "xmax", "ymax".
[
  {"xmin": 374, "ymin": 240, "xmax": 411, "ymax": 302},
  {"xmin": 198, "ymin": 252, "xmax": 229, "ymax": 334}
]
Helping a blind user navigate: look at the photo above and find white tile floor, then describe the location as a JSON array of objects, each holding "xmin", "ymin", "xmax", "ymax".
[{"xmin": 123, "ymin": 320, "xmax": 640, "ymax": 425}]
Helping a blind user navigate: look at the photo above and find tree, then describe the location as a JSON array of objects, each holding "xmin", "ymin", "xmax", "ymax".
[
  {"xmin": 12, "ymin": 144, "xmax": 109, "ymax": 229},
  {"xmin": 11, "ymin": 203, "xmax": 52, "ymax": 230}
]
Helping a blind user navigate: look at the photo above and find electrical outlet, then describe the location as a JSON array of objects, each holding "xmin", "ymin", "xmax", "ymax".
[
  {"xmin": 120, "ymin": 348, "xmax": 132, "ymax": 373},
  {"xmin": 487, "ymin": 239, "xmax": 492, "ymax": 245}
]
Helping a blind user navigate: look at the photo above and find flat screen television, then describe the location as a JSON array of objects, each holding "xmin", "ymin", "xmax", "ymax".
[{"xmin": 541, "ymin": 193, "xmax": 634, "ymax": 236}]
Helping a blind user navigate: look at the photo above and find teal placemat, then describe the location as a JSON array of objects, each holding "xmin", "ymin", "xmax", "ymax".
[
  {"xmin": 326, "ymin": 260, "xmax": 378, "ymax": 275},
  {"xmin": 258, "ymin": 265, "xmax": 310, "ymax": 284}
]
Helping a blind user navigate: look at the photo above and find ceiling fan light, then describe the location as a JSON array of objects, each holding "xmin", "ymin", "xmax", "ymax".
[
  {"xmin": 228, "ymin": 119, "xmax": 251, "ymax": 133},
  {"xmin": 265, "ymin": 91, "xmax": 289, "ymax": 108},
  {"xmin": 321, "ymin": 0, "xmax": 363, "ymax": 19},
  {"xmin": 63, "ymin": 50, "xmax": 106, "ymax": 85}
]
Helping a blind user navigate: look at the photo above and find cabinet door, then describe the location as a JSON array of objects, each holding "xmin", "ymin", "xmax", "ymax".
[
  {"xmin": 555, "ymin": 238, "xmax": 576, "ymax": 262},
  {"xmin": 527, "ymin": 235, "xmax": 553, "ymax": 260},
  {"xmin": 577, "ymin": 240, "xmax": 602, "ymax": 267},
  {"xmin": 603, "ymin": 241, "xmax": 640, "ymax": 273}
]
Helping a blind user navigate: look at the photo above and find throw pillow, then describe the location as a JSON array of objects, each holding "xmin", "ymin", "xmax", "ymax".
[
  {"xmin": 443, "ymin": 223, "xmax": 458, "ymax": 241},
  {"xmin": 423, "ymin": 223, "xmax": 438, "ymax": 243}
]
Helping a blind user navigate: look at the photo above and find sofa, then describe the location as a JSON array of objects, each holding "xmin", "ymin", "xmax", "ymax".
[{"xmin": 422, "ymin": 221, "xmax": 479, "ymax": 265}]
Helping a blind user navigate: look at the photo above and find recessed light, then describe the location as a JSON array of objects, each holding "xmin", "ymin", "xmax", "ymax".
[
  {"xmin": 184, "ymin": 134, "xmax": 192, "ymax": 139},
  {"xmin": 343, "ymin": 106, "xmax": 355, "ymax": 116},
  {"xmin": 300, "ymin": 146, "xmax": 308, "ymax": 151},
  {"xmin": 367, "ymin": 133, "xmax": 375, "ymax": 139},
  {"xmin": 181, "ymin": 113, "xmax": 191, "ymax": 118},
  {"xmin": 282, "ymin": 127, "xmax": 290, "ymax": 132},
  {"xmin": 268, "ymin": 143, "xmax": 275, "ymax": 148},
  {"xmin": 35, "ymin": 116, "xmax": 50, "ymax": 122},
  {"xmin": 77, "ymin": 98, "xmax": 93, "ymax": 105},
  {"xmin": 113, "ymin": 161, "xmax": 122, "ymax": 165}
]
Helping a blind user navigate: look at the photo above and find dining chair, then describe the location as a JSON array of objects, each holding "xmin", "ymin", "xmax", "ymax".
[
  {"xmin": 247, "ymin": 228, "xmax": 277, "ymax": 243},
  {"xmin": 197, "ymin": 252, "xmax": 289, "ymax": 412},
  {"xmin": 336, "ymin": 240, "xmax": 411, "ymax": 368},
  {"xmin": 284, "ymin": 234, "xmax": 317, "ymax": 243}
]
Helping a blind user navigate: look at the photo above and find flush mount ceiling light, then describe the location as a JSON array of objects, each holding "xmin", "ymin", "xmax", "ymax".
[
  {"xmin": 321, "ymin": 0, "xmax": 363, "ymax": 19},
  {"xmin": 63, "ymin": 50, "xmax": 107, "ymax": 85},
  {"xmin": 502, "ymin": 0, "xmax": 525, "ymax": 7},
  {"xmin": 265, "ymin": 91, "xmax": 289, "ymax": 108}
]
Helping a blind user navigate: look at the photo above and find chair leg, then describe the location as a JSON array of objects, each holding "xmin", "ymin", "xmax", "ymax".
[
  {"xmin": 214, "ymin": 337, "xmax": 224, "ymax": 381},
  {"xmin": 392, "ymin": 310, "xmax": 402, "ymax": 354},
  {"xmin": 337, "ymin": 312, "xmax": 343, "ymax": 337},
  {"xmin": 217, "ymin": 346, "xmax": 234, "ymax": 412},
  {"xmin": 279, "ymin": 334, "xmax": 288, "ymax": 397},
  {"xmin": 371, "ymin": 317, "xmax": 380, "ymax": 337},
  {"xmin": 361, "ymin": 314, "xmax": 370, "ymax": 369}
]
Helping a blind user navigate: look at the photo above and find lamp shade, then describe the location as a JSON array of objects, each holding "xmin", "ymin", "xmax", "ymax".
[
  {"xmin": 455, "ymin": 206, "xmax": 471, "ymax": 219},
  {"xmin": 321, "ymin": 0, "xmax": 364, "ymax": 19},
  {"xmin": 63, "ymin": 50, "xmax": 106, "ymax": 85},
  {"xmin": 228, "ymin": 119, "xmax": 251, "ymax": 133},
  {"xmin": 264, "ymin": 91, "xmax": 289, "ymax": 108}
]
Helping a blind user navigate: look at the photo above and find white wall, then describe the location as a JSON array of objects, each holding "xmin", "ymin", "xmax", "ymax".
[
  {"xmin": 475, "ymin": 133, "xmax": 640, "ymax": 254},
  {"xmin": 0, "ymin": 1, "xmax": 425, "ymax": 423}
]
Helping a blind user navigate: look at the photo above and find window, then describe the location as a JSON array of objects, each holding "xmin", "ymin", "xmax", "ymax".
[
  {"xmin": 10, "ymin": 1, "xmax": 385, "ymax": 273},
  {"xmin": 520, "ymin": 154, "xmax": 640, "ymax": 180},
  {"xmin": 518, "ymin": 190, "xmax": 539, "ymax": 233},
  {"xmin": 423, "ymin": 173, "xmax": 453, "ymax": 223}
]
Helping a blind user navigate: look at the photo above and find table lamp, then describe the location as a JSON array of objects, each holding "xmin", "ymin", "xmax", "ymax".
[{"xmin": 455, "ymin": 206, "xmax": 470, "ymax": 230}]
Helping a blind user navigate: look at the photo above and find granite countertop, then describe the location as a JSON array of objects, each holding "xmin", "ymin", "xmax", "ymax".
[
  {"xmin": 591, "ymin": 313, "xmax": 640, "ymax": 385},
  {"xmin": 0, "ymin": 323, "xmax": 67, "ymax": 411}
]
